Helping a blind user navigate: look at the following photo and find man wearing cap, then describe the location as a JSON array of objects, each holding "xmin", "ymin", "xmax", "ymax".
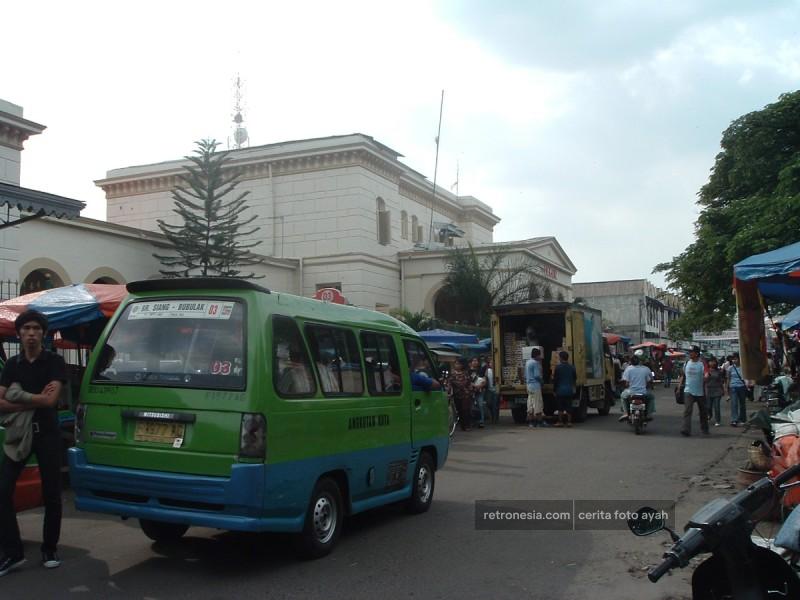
[
  {"xmin": 679, "ymin": 345, "xmax": 709, "ymax": 436},
  {"xmin": 0, "ymin": 310, "xmax": 67, "ymax": 576}
]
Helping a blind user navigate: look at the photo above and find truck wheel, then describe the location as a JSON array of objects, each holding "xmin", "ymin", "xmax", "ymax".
[
  {"xmin": 406, "ymin": 452, "xmax": 435, "ymax": 514},
  {"xmin": 597, "ymin": 383, "xmax": 614, "ymax": 416},
  {"xmin": 511, "ymin": 405, "xmax": 527, "ymax": 424},
  {"xmin": 294, "ymin": 477, "xmax": 343, "ymax": 560},
  {"xmin": 572, "ymin": 388, "xmax": 589, "ymax": 423},
  {"xmin": 139, "ymin": 519, "xmax": 189, "ymax": 542}
]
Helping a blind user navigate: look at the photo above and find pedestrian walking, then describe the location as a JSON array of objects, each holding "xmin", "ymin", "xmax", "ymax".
[
  {"xmin": 552, "ymin": 351, "xmax": 576, "ymax": 427},
  {"xmin": 679, "ymin": 345, "xmax": 709, "ymax": 436},
  {"xmin": 449, "ymin": 359, "xmax": 473, "ymax": 431},
  {"xmin": 662, "ymin": 356, "xmax": 674, "ymax": 387},
  {"xmin": 0, "ymin": 310, "xmax": 67, "ymax": 577},
  {"xmin": 725, "ymin": 353, "xmax": 748, "ymax": 426},
  {"xmin": 484, "ymin": 358, "xmax": 498, "ymax": 424},
  {"xmin": 524, "ymin": 348, "xmax": 544, "ymax": 428},
  {"xmin": 704, "ymin": 356, "xmax": 725, "ymax": 426},
  {"xmin": 468, "ymin": 357, "xmax": 487, "ymax": 428}
]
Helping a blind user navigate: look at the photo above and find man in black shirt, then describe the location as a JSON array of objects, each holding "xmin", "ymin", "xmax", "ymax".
[{"xmin": 0, "ymin": 310, "xmax": 66, "ymax": 576}]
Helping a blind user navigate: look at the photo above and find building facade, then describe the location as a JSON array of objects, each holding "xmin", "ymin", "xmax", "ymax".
[
  {"xmin": 573, "ymin": 279, "xmax": 682, "ymax": 345},
  {"xmin": 3, "ymin": 100, "xmax": 579, "ymax": 317}
]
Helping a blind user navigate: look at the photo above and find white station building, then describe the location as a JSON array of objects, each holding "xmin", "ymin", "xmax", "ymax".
[{"xmin": 1, "ymin": 99, "xmax": 577, "ymax": 318}]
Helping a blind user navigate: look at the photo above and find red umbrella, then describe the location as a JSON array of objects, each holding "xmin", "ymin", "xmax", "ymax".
[{"xmin": 630, "ymin": 342, "xmax": 668, "ymax": 350}]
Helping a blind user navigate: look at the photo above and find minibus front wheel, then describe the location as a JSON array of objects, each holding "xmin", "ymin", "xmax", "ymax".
[
  {"xmin": 406, "ymin": 452, "xmax": 435, "ymax": 514},
  {"xmin": 139, "ymin": 519, "xmax": 189, "ymax": 543},
  {"xmin": 294, "ymin": 477, "xmax": 343, "ymax": 560}
]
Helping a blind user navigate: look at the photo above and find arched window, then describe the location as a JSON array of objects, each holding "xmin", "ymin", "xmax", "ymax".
[
  {"xmin": 20, "ymin": 269, "xmax": 64, "ymax": 294},
  {"xmin": 401, "ymin": 211, "xmax": 408, "ymax": 240},
  {"xmin": 376, "ymin": 198, "xmax": 390, "ymax": 245},
  {"xmin": 411, "ymin": 215, "xmax": 418, "ymax": 243}
]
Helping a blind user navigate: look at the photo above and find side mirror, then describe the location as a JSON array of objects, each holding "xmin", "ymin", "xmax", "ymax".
[{"xmin": 627, "ymin": 506, "xmax": 665, "ymax": 536}]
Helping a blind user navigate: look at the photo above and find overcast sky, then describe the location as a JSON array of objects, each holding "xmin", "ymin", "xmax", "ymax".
[{"xmin": 4, "ymin": 1, "xmax": 799, "ymax": 287}]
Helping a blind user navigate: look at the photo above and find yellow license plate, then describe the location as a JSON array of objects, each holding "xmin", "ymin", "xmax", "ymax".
[{"xmin": 134, "ymin": 420, "xmax": 186, "ymax": 443}]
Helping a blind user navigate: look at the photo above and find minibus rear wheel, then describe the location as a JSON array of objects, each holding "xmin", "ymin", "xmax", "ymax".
[
  {"xmin": 406, "ymin": 452, "xmax": 435, "ymax": 514},
  {"xmin": 294, "ymin": 477, "xmax": 343, "ymax": 560},
  {"xmin": 139, "ymin": 519, "xmax": 189, "ymax": 542}
]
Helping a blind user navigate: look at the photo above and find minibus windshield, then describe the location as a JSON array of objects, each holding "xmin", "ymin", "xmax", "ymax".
[{"xmin": 92, "ymin": 299, "xmax": 245, "ymax": 390}]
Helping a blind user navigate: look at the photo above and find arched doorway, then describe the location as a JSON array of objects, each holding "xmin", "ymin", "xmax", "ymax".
[
  {"xmin": 20, "ymin": 269, "xmax": 64, "ymax": 294},
  {"xmin": 92, "ymin": 276, "xmax": 119, "ymax": 284}
]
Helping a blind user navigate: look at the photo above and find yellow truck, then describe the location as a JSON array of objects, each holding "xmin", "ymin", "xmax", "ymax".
[{"xmin": 491, "ymin": 302, "xmax": 615, "ymax": 423}]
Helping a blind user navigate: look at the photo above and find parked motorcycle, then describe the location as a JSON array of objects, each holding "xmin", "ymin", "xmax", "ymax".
[
  {"xmin": 760, "ymin": 384, "xmax": 786, "ymax": 415},
  {"xmin": 628, "ymin": 463, "xmax": 800, "ymax": 599},
  {"xmin": 629, "ymin": 394, "xmax": 648, "ymax": 435}
]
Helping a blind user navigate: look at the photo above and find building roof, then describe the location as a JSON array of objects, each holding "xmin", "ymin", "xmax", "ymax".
[
  {"xmin": 95, "ymin": 133, "xmax": 499, "ymax": 226},
  {"xmin": 0, "ymin": 182, "xmax": 85, "ymax": 229}
]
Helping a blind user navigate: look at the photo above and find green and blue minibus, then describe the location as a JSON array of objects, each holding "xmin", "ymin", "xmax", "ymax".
[{"xmin": 68, "ymin": 278, "xmax": 449, "ymax": 557}]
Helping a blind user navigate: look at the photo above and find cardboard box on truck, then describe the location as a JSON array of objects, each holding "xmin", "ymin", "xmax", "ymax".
[{"xmin": 491, "ymin": 302, "xmax": 614, "ymax": 423}]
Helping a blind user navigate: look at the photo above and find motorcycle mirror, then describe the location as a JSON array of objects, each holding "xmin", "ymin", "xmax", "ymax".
[{"xmin": 627, "ymin": 506, "xmax": 665, "ymax": 536}]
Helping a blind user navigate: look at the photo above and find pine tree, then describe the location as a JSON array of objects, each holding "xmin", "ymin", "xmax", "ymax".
[{"xmin": 154, "ymin": 139, "xmax": 263, "ymax": 278}]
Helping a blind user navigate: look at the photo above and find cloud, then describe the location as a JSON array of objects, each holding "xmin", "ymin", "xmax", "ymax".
[
  {"xmin": 4, "ymin": 0, "xmax": 800, "ymax": 292},
  {"xmin": 435, "ymin": 0, "xmax": 790, "ymax": 70}
]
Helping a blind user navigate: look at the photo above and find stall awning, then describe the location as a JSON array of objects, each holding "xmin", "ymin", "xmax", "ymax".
[
  {"xmin": 0, "ymin": 182, "xmax": 85, "ymax": 229},
  {"xmin": 418, "ymin": 329, "xmax": 479, "ymax": 344},
  {"xmin": 734, "ymin": 241, "xmax": 800, "ymax": 304}
]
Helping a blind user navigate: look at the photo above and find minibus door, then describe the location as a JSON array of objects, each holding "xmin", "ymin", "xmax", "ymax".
[{"xmin": 403, "ymin": 339, "xmax": 445, "ymax": 446}]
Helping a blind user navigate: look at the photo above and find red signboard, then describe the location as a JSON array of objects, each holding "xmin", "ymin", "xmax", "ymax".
[{"xmin": 314, "ymin": 288, "xmax": 346, "ymax": 304}]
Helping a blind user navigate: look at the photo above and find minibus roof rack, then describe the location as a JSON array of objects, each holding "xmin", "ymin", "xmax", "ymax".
[{"xmin": 127, "ymin": 278, "xmax": 271, "ymax": 294}]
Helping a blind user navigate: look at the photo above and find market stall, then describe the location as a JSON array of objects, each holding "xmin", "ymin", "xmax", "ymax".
[
  {"xmin": 733, "ymin": 241, "xmax": 800, "ymax": 380},
  {"xmin": 0, "ymin": 283, "xmax": 127, "ymax": 510}
]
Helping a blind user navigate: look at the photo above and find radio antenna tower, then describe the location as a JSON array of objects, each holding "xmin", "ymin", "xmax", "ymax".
[{"xmin": 229, "ymin": 74, "xmax": 249, "ymax": 150}]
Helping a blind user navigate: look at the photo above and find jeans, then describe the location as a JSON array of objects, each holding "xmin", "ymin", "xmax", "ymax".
[
  {"xmin": 620, "ymin": 389, "xmax": 656, "ymax": 415},
  {"xmin": 475, "ymin": 390, "xmax": 486, "ymax": 424},
  {"xmin": 0, "ymin": 427, "xmax": 62, "ymax": 557},
  {"xmin": 683, "ymin": 393, "xmax": 709, "ymax": 434},
  {"xmin": 706, "ymin": 395, "xmax": 722, "ymax": 424},
  {"xmin": 730, "ymin": 386, "xmax": 747, "ymax": 423},
  {"xmin": 485, "ymin": 389, "xmax": 498, "ymax": 423}
]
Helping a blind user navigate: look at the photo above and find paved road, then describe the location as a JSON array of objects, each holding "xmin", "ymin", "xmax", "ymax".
[{"xmin": 5, "ymin": 387, "xmax": 749, "ymax": 599}]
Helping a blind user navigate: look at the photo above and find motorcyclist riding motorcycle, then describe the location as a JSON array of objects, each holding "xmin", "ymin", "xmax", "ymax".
[{"xmin": 618, "ymin": 350, "xmax": 655, "ymax": 422}]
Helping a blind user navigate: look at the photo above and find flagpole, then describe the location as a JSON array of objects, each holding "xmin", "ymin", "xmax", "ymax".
[{"xmin": 428, "ymin": 89, "xmax": 444, "ymax": 247}]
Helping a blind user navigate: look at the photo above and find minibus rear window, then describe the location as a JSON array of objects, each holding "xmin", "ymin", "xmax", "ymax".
[{"xmin": 92, "ymin": 299, "xmax": 245, "ymax": 390}]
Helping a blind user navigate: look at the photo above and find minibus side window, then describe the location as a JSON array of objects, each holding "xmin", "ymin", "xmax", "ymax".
[
  {"xmin": 403, "ymin": 340, "xmax": 439, "ymax": 389},
  {"xmin": 272, "ymin": 316, "xmax": 316, "ymax": 398},
  {"xmin": 360, "ymin": 332, "xmax": 402, "ymax": 395},
  {"xmin": 305, "ymin": 325, "xmax": 364, "ymax": 396}
]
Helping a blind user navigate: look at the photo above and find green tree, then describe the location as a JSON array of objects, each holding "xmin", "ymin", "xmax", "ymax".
[
  {"xmin": 655, "ymin": 91, "xmax": 800, "ymax": 336},
  {"xmin": 154, "ymin": 139, "xmax": 263, "ymax": 278},
  {"xmin": 439, "ymin": 243, "xmax": 546, "ymax": 325},
  {"xmin": 389, "ymin": 308, "xmax": 436, "ymax": 331}
]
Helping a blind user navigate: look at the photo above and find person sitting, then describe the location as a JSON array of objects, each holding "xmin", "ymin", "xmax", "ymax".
[
  {"xmin": 277, "ymin": 349, "xmax": 314, "ymax": 395},
  {"xmin": 411, "ymin": 358, "xmax": 441, "ymax": 392},
  {"xmin": 618, "ymin": 352, "xmax": 655, "ymax": 422}
]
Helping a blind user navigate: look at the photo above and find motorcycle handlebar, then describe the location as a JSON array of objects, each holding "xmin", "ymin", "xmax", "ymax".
[
  {"xmin": 648, "ymin": 555, "xmax": 678, "ymax": 582},
  {"xmin": 642, "ymin": 463, "xmax": 800, "ymax": 586},
  {"xmin": 774, "ymin": 462, "xmax": 800, "ymax": 486}
]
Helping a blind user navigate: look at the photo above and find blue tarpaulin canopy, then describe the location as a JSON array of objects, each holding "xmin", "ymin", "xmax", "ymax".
[
  {"xmin": 418, "ymin": 329, "xmax": 479, "ymax": 344},
  {"xmin": 780, "ymin": 306, "xmax": 800, "ymax": 331},
  {"xmin": 734, "ymin": 241, "xmax": 800, "ymax": 304}
]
